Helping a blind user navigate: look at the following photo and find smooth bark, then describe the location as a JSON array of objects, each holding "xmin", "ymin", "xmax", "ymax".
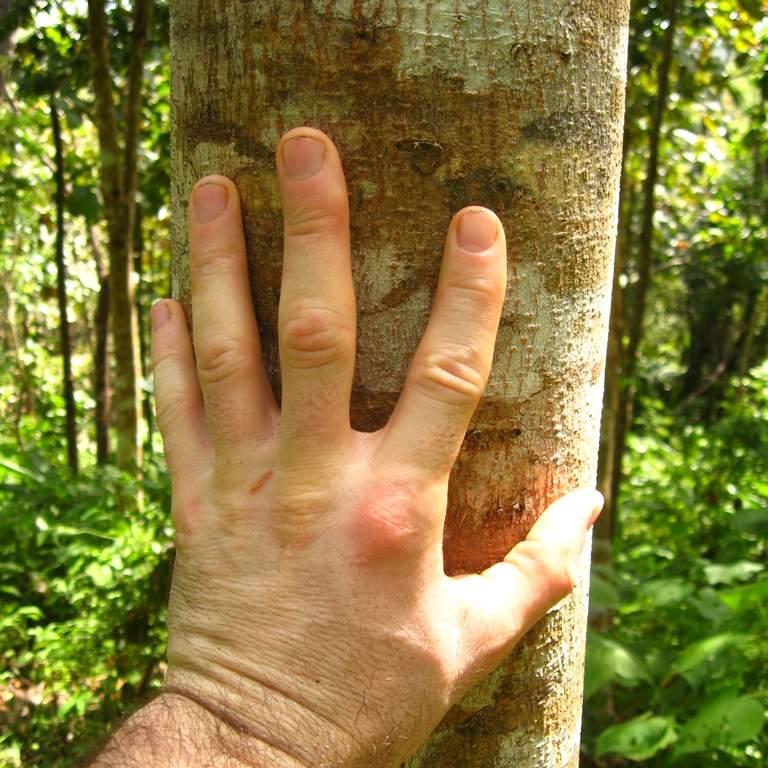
[{"xmin": 169, "ymin": 2, "xmax": 630, "ymax": 765}]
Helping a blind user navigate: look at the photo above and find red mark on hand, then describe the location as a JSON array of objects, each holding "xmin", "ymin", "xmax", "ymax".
[{"xmin": 249, "ymin": 469, "xmax": 273, "ymax": 495}]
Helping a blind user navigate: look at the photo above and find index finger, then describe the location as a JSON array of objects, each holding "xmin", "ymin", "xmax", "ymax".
[{"xmin": 188, "ymin": 176, "xmax": 277, "ymax": 455}]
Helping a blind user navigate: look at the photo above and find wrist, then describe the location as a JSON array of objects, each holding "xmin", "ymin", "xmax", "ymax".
[
  {"xmin": 91, "ymin": 690, "xmax": 309, "ymax": 768},
  {"xmin": 165, "ymin": 661, "xmax": 361, "ymax": 768}
]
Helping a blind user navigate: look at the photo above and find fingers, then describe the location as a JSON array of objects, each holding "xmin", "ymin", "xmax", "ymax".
[
  {"xmin": 275, "ymin": 128, "xmax": 356, "ymax": 455},
  {"xmin": 453, "ymin": 489, "xmax": 603, "ymax": 670},
  {"xmin": 151, "ymin": 299, "xmax": 210, "ymax": 478},
  {"xmin": 376, "ymin": 207, "xmax": 506, "ymax": 479},
  {"xmin": 188, "ymin": 176, "xmax": 277, "ymax": 455}
]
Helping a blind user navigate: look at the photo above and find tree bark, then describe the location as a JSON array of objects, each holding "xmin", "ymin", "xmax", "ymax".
[
  {"xmin": 86, "ymin": 0, "xmax": 153, "ymax": 470},
  {"xmin": 50, "ymin": 95, "xmax": 79, "ymax": 475},
  {"xmin": 169, "ymin": 2, "xmax": 629, "ymax": 765}
]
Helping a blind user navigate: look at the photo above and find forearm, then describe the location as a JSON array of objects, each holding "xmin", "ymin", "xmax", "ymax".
[{"xmin": 90, "ymin": 691, "xmax": 308, "ymax": 768}]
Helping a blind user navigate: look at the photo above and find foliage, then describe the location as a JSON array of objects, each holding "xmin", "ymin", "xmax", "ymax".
[
  {"xmin": 583, "ymin": 368, "xmax": 768, "ymax": 766},
  {"xmin": 0, "ymin": 444, "xmax": 173, "ymax": 766}
]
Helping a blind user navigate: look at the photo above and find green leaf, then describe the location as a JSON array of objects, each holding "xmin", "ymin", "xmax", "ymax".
[
  {"xmin": 589, "ymin": 570, "xmax": 621, "ymax": 609},
  {"xmin": 689, "ymin": 588, "xmax": 732, "ymax": 624},
  {"xmin": 66, "ymin": 185, "xmax": 101, "ymax": 223},
  {"xmin": 672, "ymin": 696, "xmax": 765, "ymax": 757},
  {"xmin": 671, "ymin": 633, "xmax": 749, "ymax": 675},
  {"xmin": 85, "ymin": 562, "xmax": 113, "ymax": 588},
  {"xmin": 637, "ymin": 577, "xmax": 694, "ymax": 607},
  {"xmin": 596, "ymin": 714, "xmax": 677, "ymax": 761},
  {"xmin": 584, "ymin": 635, "xmax": 651, "ymax": 699},
  {"xmin": 703, "ymin": 560, "xmax": 764, "ymax": 585},
  {"xmin": 720, "ymin": 580, "xmax": 768, "ymax": 612},
  {"xmin": 732, "ymin": 508, "xmax": 768, "ymax": 535}
]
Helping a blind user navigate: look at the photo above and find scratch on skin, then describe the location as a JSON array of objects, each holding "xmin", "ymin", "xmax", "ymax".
[{"xmin": 250, "ymin": 469, "xmax": 273, "ymax": 494}]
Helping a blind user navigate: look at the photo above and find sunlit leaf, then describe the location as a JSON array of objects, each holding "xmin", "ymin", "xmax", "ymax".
[
  {"xmin": 672, "ymin": 696, "xmax": 765, "ymax": 757},
  {"xmin": 703, "ymin": 560, "xmax": 764, "ymax": 585},
  {"xmin": 671, "ymin": 633, "xmax": 749, "ymax": 675},
  {"xmin": 596, "ymin": 714, "xmax": 677, "ymax": 761}
]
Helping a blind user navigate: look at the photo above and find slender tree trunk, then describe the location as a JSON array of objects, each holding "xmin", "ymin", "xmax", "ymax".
[
  {"xmin": 611, "ymin": 0, "xmax": 678, "ymax": 510},
  {"xmin": 134, "ymin": 205, "xmax": 154, "ymax": 446},
  {"xmin": 595, "ymin": 127, "xmax": 631, "ymax": 551},
  {"xmin": 2, "ymin": 245, "xmax": 28, "ymax": 448},
  {"xmin": 170, "ymin": 3, "xmax": 630, "ymax": 765},
  {"xmin": 50, "ymin": 95, "xmax": 78, "ymax": 475},
  {"xmin": 0, "ymin": 0, "xmax": 16, "ymax": 99},
  {"xmin": 90, "ymin": 226, "xmax": 111, "ymax": 464},
  {"xmin": 86, "ymin": 0, "xmax": 153, "ymax": 470}
]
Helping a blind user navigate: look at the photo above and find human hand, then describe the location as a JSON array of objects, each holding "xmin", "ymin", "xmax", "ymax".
[{"xmin": 148, "ymin": 127, "xmax": 602, "ymax": 768}]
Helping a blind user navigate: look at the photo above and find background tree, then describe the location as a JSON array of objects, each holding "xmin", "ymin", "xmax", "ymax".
[
  {"xmin": 86, "ymin": 0, "xmax": 153, "ymax": 470},
  {"xmin": 50, "ymin": 94, "xmax": 78, "ymax": 474}
]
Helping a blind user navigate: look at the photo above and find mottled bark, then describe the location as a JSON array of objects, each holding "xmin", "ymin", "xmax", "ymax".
[
  {"xmin": 169, "ymin": 2, "xmax": 629, "ymax": 766},
  {"xmin": 86, "ymin": 0, "xmax": 154, "ymax": 470},
  {"xmin": 51, "ymin": 96, "xmax": 78, "ymax": 475}
]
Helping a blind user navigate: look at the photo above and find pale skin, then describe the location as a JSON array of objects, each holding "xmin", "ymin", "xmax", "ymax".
[{"xmin": 93, "ymin": 127, "xmax": 602, "ymax": 767}]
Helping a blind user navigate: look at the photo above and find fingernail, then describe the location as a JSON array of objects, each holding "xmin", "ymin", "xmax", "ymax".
[
  {"xmin": 457, "ymin": 209, "xmax": 498, "ymax": 253},
  {"xmin": 192, "ymin": 182, "xmax": 228, "ymax": 224},
  {"xmin": 282, "ymin": 136, "xmax": 326, "ymax": 180},
  {"xmin": 151, "ymin": 299, "xmax": 170, "ymax": 330}
]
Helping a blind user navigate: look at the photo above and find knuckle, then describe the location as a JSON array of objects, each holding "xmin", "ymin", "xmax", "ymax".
[
  {"xmin": 280, "ymin": 305, "xmax": 353, "ymax": 369},
  {"xmin": 155, "ymin": 395, "xmax": 188, "ymax": 436},
  {"xmin": 196, "ymin": 334, "xmax": 250, "ymax": 385},
  {"xmin": 350, "ymin": 479, "xmax": 432, "ymax": 562},
  {"xmin": 155, "ymin": 398, "xmax": 185, "ymax": 435},
  {"xmin": 415, "ymin": 350, "xmax": 487, "ymax": 405},
  {"xmin": 191, "ymin": 245, "xmax": 236, "ymax": 281},
  {"xmin": 448, "ymin": 273, "xmax": 504, "ymax": 306},
  {"xmin": 284, "ymin": 205, "xmax": 346, "ymax": 241},
  {"xmin": 151, "ymin": 345, "xmax": 179, "ymax": 376},
  {"xmin": 513, "ymin": 540, "xmax": 576, "ymax": 601},
  {"xmin": 270, "ymin": 485, "xmax": 336, "ymax": 547}
]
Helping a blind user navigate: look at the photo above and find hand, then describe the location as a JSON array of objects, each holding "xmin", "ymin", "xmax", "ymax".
[{"xmin": 148, "ymin": 127, "xmax": 602, "ymax": 768}]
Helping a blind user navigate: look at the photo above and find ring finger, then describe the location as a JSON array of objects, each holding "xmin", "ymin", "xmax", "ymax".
[{"xmin": 376, "ymin": 207, "xmax": 507, "ymax": 480}]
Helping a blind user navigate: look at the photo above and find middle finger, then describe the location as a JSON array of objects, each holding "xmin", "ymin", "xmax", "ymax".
[{"xmin": 276, "ymin": 128, "xmax": 356, "ymax": 457}]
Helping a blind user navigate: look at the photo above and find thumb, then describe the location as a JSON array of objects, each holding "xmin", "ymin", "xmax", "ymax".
[{"xmin": 453, "ymin": 488, "xmax": 603, "ymax": 677}]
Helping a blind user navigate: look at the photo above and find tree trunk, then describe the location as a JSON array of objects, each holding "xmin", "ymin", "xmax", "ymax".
[
  {"xmin": 90, "ymin": 225, "xmax": 111, "ymax": 464},
  {"xmin": 0, "ymin": 0, "xmax": 16, "ymax": 99},
  {"xmin": 169, "ymin": 3, "xmax": 630, "ymax": 766},
  {"xmin": 86, "ymin": 0, "xmax": 153, "ymax": 470},
  {"xmin": 50, "ymin": 95, "xmax": 79, "ymax": 475},
  {"xmin": 134, "ymin": 204, "xmax": 155, "ymax": 447},
  {"xmin": 611, "ymin": 0, "xmax": 678, "ymax": 509},
  {"xmin": 595, "ymin": 126, "xmax": 631, "ymax": 551}
]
